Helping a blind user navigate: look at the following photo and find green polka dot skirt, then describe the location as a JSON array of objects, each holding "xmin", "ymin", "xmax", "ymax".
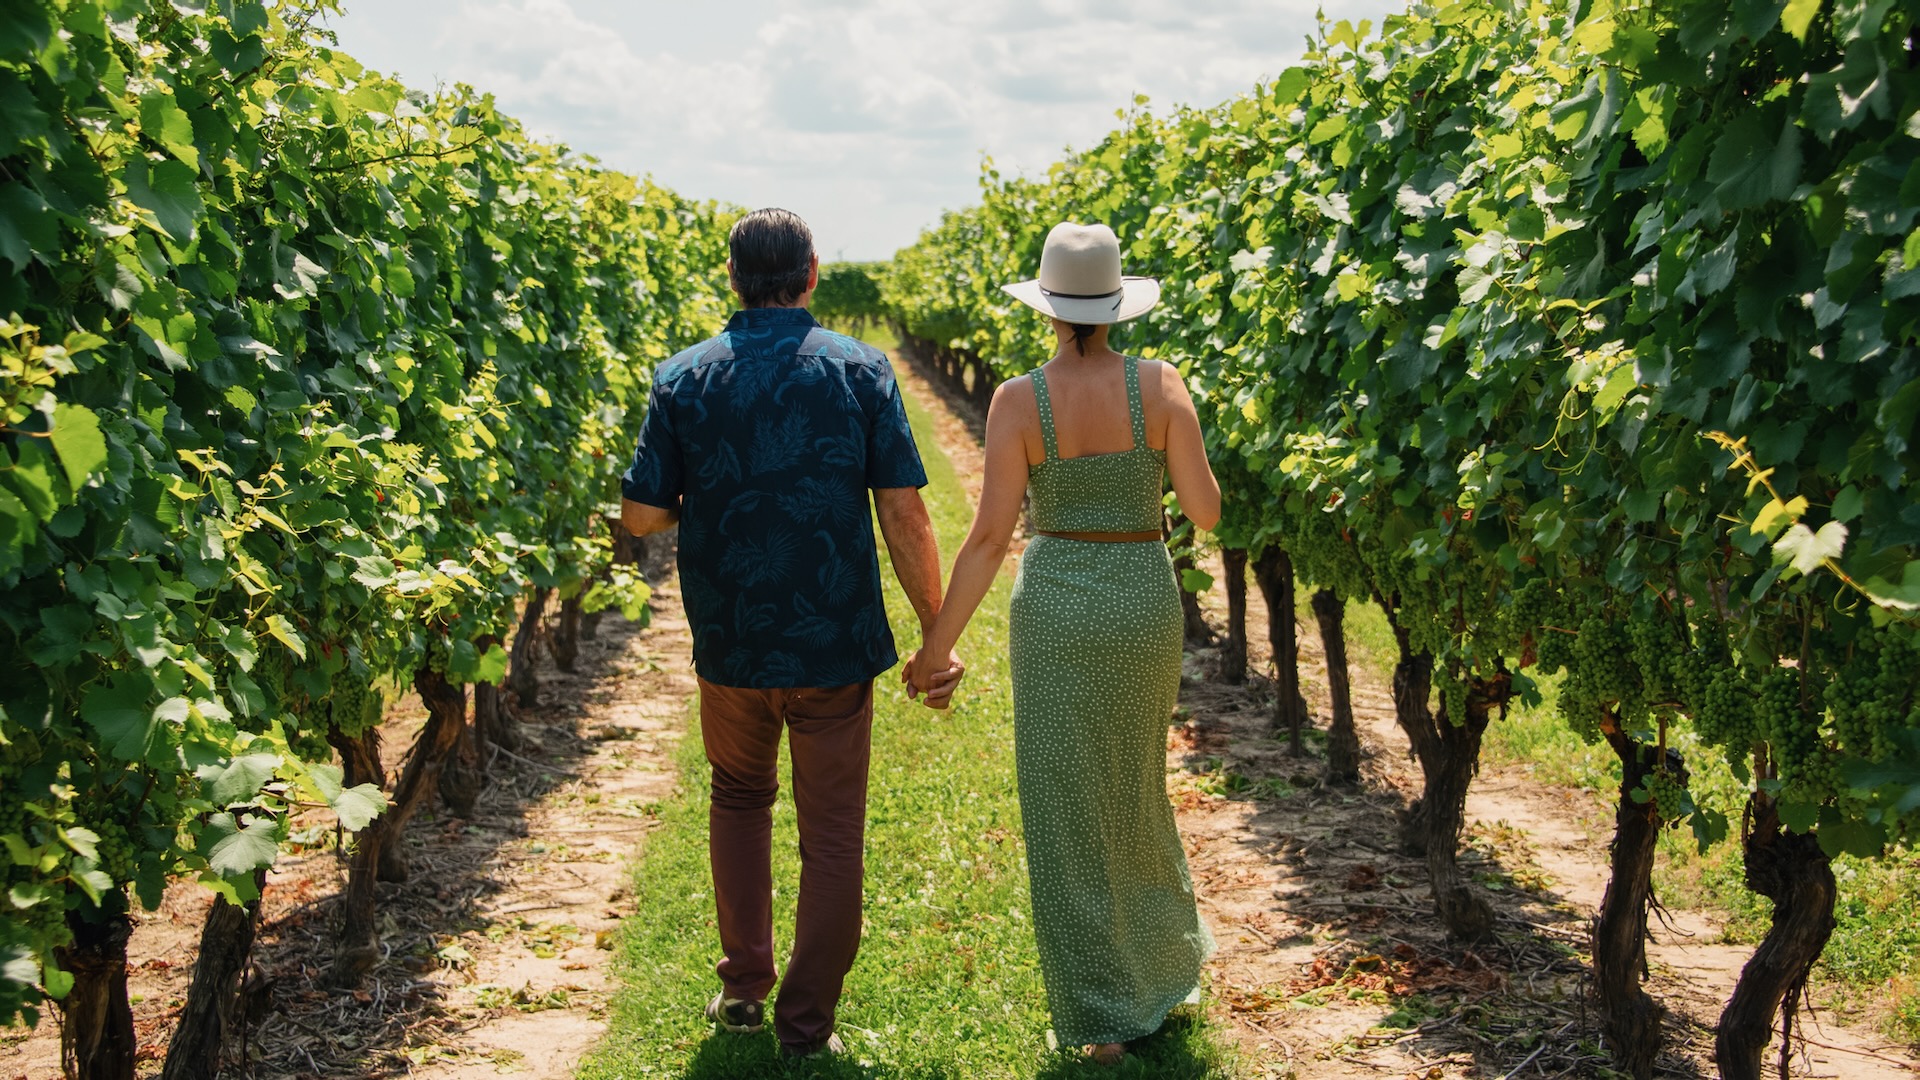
[{"xmin": 1010, "ymin": 534, "xmax": 1214, "ymax": 1047}]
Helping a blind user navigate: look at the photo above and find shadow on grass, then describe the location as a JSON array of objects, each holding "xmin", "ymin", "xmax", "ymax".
[
  {"xmin": 677, "ymin": 1028, "xmax": 963, "ymax": 1079},
  {"xmin": 1032, "ymin": 1007, "xmax": 1226, "ymax": 1080},
  {"xmin": 668, "ymin": 1010, "xmax": 1221, "ymax": 1080}
]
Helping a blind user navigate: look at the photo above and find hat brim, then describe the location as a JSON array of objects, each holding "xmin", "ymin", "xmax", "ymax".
[{"xmin": 1000, "ymin": 276, "xmax": 1160, "ymax": 325}]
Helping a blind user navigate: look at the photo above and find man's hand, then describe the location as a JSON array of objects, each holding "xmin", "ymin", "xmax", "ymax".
[{"xmin": 903, "ymin": 648, "xmax": 965, "ymax": 710}]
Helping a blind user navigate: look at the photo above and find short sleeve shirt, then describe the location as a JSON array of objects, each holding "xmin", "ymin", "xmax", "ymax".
[{"xmin": 621, "ymin": 308, "xmax": 928, "ymax": 688}]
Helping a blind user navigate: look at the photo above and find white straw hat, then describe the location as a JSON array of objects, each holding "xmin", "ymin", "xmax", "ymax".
[{"xmin": 1001, "ymin": 222, "xmax": 1160, "ymax": 325}]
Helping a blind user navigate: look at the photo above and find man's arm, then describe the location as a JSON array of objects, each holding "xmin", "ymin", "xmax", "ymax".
[
  {"xmin": 621, "ymin": 497, "xmax": 679, "ymax": 538},
  {"xmin": 872, "ymin": 487, "xmax": 941, "ymax": 634}
]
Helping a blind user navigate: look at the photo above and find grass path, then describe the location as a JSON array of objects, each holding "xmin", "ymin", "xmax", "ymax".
[{"xmin": 578, "ymin": 380, "xmax": 1235, "ymax": 1079}]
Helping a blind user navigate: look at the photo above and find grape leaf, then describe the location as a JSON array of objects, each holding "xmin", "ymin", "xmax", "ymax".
[
  {"xmin": 1780, "ymin": 0, "xmax": 1822, "ymax": 41},
  {"xmin": 201, "ymin": 752, "xmax": 279, "ymax": 807},
  {"xmin": 0, "ymin": 3, "xmax": 54, "ymax": 61},
  {"xmin": 123, "ymin": 159, "xmax": 202, "ymax": 243},
  {"xmin": 1773, "ymin": 520, "xmax": 1848, "ymax": 576},
  {"xmin": 48, "ymin": 404, "xmax": 106, "ymax": 491},
  {"xmin": 39, "ymin": 965, "xmax": 72, "ymax": 1002},
  {"xmin": 81, "ymin": 674, "xmax": 159, "ymax": 761},
  {"xmin": 137, "ymin": 90, "xmax": 199, "ymax": 170},
  {"xmin": 1778, "ymin": 801, "xmax": 1819, "ymax": 833},
  {"xmin": 200, "ymin": 813, "xmax": 280, "ymax": 877},
  {"xmin": 0, "ymin": 183, "xmax": 55, "ymax": 270},
  {"xmin": 304, "ymin": 763, "xmax": 388, "ymax": 831},
  {"xmin": 263, "ymin": 614, "xmax": 306, "ymax": 660}
]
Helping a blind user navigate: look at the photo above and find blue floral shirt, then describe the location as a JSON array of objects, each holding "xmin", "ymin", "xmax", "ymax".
[{"xmin": 621, "ymin": 308, "xmax": 928, "ymax": 688}]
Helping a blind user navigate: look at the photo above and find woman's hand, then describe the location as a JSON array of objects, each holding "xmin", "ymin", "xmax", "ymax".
[{"xmin": 903, "ymin": 648, "xmax": 966, "ymax": 710}]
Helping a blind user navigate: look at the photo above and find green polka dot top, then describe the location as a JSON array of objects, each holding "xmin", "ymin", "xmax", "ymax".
[{"xmin": 1027, "ymin": 356, "xmax": 1166, "ymax": 533}]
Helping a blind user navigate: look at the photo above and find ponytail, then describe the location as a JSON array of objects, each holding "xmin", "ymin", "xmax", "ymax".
[{"xmin": 1069, "ymin": 323, "xmax": 1097, "ymax": 355}]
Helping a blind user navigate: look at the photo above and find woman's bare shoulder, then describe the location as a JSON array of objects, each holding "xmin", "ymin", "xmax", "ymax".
[
  {"xmin": 987, "ymin": 372, "xmax": 1039, "ymax": 423},
  {"xmin": 1134, "ymin": 357, "xmax": 1191, "ymax": 399},
  {"xmin": 992, "ymin": 372, "xmax": 1037, "ymax": 403}
]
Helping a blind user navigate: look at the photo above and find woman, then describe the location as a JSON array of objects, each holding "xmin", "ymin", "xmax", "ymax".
[{"xmin": 907, "ymin": 222, "xmax": 1221, "ymax": 1064}]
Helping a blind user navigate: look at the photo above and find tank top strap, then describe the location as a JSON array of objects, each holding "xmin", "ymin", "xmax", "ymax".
[
  {"xmin": 1125, "ymin": 356, "xmax": 1146, "ymax": 450},
  {"xmin": 1030, "ymin": 368, "xmax": 1060, "ymax": 462}
]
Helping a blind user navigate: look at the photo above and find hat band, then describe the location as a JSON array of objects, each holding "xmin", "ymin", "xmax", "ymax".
[{"xmin": 1040, "ymin": 285, "xmax": 1123, "ymax": 300}]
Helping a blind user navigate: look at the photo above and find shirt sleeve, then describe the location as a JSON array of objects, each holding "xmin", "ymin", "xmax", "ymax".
[
  {"xmin": 859, "ymin": 358, "xmax": 929, "ymax": 490},
  {"xmin": 620, "ymin": 377, "xmax": 684, "ymax": 508}
]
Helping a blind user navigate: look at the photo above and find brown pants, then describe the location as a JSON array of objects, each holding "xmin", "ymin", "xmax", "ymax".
[{"xmin": 698, "ymin": 676, "xmax": 873, "ymax": 1052}]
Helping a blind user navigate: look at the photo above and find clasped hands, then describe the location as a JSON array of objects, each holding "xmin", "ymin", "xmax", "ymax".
[{"xmin": 903, "ymin": 646, "xmax": 965, "ymax": 710}]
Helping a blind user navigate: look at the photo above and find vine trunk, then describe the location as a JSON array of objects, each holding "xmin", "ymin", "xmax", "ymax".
[
  {"xmin": 57, "ymin": 900, "xmax": 135, "ymax": 1080},
  {"xmin": 1311, "ymin": 588, "xmax": 1360, "ymax": 784},
  {"xmin": 551, "ymin": 592, "xmax": 584, "ymax": 673},
  {"xmin": 506, "ymin": 588, "xmax": 550, "ymax": 710},
  {"xmin": 1252, "ymin": 546, "xmax": 1309, "ymax": 752},
  {"xmin": 330, "ymin": 665, "xmax": 466, "ymax": 984},
  {"xmin": 1715, "ymin": 796, "xmax": 1839, "ymax": 1080},
  {"xmin": 160, "ymin": 868, "xmax": 268, "ymax": 1080},
  {"xmin": 1221, "ymin": 547, "xmax": 1248, "ymax": 684},
  {"xmin": 1387, "ymin": 614, "xmax": 1499, "ymax": 940},
  {"xmin": 1592, "ymin": 721, "xmax": 1670, "ymax": 1080}
]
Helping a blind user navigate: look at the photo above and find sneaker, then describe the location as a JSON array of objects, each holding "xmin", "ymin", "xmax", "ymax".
[
  {"xmin": 780, "ymin": 1032, "xmax": 846, "ymax": 1059},
  {"xmin": 704, "ymin": 993, "xmax": 764, "ymax": 1033}
]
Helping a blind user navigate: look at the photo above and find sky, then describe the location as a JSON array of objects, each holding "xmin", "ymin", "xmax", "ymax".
[{"xmin": 327, "ymin": 0, "xmax": 1405, "ymax": 262}]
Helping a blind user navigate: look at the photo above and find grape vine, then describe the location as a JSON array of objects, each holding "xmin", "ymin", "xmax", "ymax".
[
  {"xmin": 0, "ymin": 0, "xmax": 732, "ymax": 1034},
  {"xmin": 880, "ymin": 0, "xmax": 1918, "ymax": 1074}
]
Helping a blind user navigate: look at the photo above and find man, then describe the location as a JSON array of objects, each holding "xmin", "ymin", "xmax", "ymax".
[{"xmin": 620, "ymin": 208, "xmax": 962, "ymax": 1059}]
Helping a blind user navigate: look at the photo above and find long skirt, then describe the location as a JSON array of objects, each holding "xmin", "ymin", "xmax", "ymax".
[{"xmin": 1009, "ymin": 535, "xmax": 1213, "ymax": 1047}]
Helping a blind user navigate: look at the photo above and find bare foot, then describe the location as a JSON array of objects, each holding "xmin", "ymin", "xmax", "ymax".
[{"xmin": 1089, "ymin": 1042, "xmax": 1126, "ymax": 1065}]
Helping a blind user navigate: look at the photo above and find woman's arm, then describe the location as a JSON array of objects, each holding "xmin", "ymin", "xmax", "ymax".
[
  {"xmin": 907, "ymin": 378, "xmax": 1033, "ymax": 695},
  {"xmin": 1159, "ymin": 362, "xmax": 1221, "ymax": 530}
]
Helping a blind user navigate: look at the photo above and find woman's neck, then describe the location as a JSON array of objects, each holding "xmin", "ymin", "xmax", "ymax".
[{"xmin": 1052, "ymin": 344, "xmax": 1123, "ymax": 364}]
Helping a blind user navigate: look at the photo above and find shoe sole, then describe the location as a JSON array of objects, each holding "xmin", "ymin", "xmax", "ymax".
[{"xmin": 705, "ymin": 999, "xmax": 763, "ymax": 1033}]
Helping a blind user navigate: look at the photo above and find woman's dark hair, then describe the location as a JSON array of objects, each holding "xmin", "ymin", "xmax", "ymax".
[
  {"xmin": 729, "ymin": 208, "xmax": 814, "ymax": 308},
  {"xmin": 1069, "ymin": 322, "xmax": 1098, "ymax": 355}
]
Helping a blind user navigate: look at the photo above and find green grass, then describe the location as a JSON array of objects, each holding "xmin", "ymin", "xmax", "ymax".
[
  {"xmin": 578, "ymin": 383, "xmax": 1237, "ymax": 1078},
  {"xmin": 851, "ymin": 322, "xmax": 901, "ymax": 353}
]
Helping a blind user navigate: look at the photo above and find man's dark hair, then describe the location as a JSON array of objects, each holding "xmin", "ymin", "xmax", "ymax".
[{"xmin": 729, "ymin": 208, "xmax": 814, "ymax": 308}]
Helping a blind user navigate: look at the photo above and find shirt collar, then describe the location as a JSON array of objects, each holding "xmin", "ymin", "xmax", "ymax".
[{"xmin": 725, "ymin": 307, "xmax": 820, "ymax": 332}]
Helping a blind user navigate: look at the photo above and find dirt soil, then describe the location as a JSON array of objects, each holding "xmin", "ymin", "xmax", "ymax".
[
  {"xmin": 1171, "ymin": 554, "xmax": 1920, "ymax": 1078},
  {"xmin": 2, "ymin": 542, "xmax": 695, "ymax": 1080}
]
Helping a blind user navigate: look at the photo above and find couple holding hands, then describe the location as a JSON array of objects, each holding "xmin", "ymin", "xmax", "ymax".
[{"xmin": 620, "ymin": 208, "xmax": 1221, "ymax": 1065}]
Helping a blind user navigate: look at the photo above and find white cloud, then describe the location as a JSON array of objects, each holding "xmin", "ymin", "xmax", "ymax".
[{"xmin": 329, "ymin": 0, "xmax": 1404, "ymax": 260}]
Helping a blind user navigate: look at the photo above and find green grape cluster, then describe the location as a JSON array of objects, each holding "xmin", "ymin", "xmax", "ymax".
[
  {"xmin": 0, "ymin": 796, "xmax": 25, "ymax": 843},
  {"xmin": 1632, "ymin": 767, "xmax": 1690, "ymax": 823},
  {"xmin": 1779, "ymin": 745, "xmax": 1845, "ymax": 804},
  {"xmin": 1626, "ymin": 616, "xmax": 1685, "ymax": 705},
  {"xmin": 1556, "ymin": 615, "xmax": 1639, "ymax": 738},
  {"xmin": 1690, "ymin": 662, "xmax": 1755, "ymax": 749},
  {"xmin": 1504, "ymin": 579, "xmax": 1568, "ymax": 669},
  {"xmin": 79, "ymin": 818, "xmax": 137, "ymax": 885},
  {"xmin": 328, "ymin": 674, "xmax": 383, "ymax": 738},
  {"xmin": 1826, "ymin": 635, "xmax": 1918, "ymax": 762},
  {"xmin": 1755, "ymin": 668, "xmax": 1826, "ymax": 784}
]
